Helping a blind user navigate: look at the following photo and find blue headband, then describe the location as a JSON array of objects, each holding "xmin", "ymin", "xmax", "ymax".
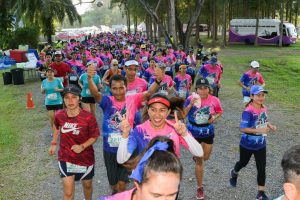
[{"xmin": 129, "ymin": 141, "xmax": 169, "ymax": 183}]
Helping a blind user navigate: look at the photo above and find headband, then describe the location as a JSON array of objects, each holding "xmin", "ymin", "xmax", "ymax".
[{"xmin": 129, "ymin": 141, "xmax": 169, "ymax": 183}]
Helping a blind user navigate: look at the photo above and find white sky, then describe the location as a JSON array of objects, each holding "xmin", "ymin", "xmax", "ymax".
[{"xmin": 73, "ymin": 0, "xmax": 93, "ymax": 15}]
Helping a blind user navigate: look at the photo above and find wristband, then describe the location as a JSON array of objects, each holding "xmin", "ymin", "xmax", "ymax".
[
  {"xmin": 155, "ymin": 79, "xmax": 162, "ymax": 85},
  {"xmin": 51, "ymin": 141, "xmax": 56, "ymax": 145}
]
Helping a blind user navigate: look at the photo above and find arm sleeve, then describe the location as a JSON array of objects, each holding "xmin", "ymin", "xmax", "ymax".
[
  {"xmin": 117, "ymin": 138, "xmax": 132, "ymax": 164},
  {"xmin": 182, "ymin": 134, "xmax": 204, "ymax": 157}
]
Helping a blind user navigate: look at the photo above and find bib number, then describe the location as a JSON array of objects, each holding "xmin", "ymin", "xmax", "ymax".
[
  {"xmin": 66, "ymin": 162, "xmax": 87, "ymax": 173},
  {"xmin": 206, "ymin": 76, "xmax": 215, "ymax": 84},
  {"xmin": 47, "ymin": 93, "xmax": 58, "ymax": 101},
  {"xmin": 126, "ymin": 90, "xmax": 137, "ymax": 96},
  {"xmin": 86, "ymin": 89, "xmax": 91, "ymax": 95},
  {"xmin": 108, "ymin": 132, "xmax": 122, "ymax": 147},
  {"xmin": 178, "ymin": 89, "xmax": 186, "ymax": 98},
  {"xmin": 104, "ymin": 65, "xmax": 109, "ymax": 70},
  {"xmin": 69, "ymin": 75, "xmax": 78, "ymax": 81},
  {"xmin": 166, "ymin": 67, "xmax": 171, "ymax": 72}
]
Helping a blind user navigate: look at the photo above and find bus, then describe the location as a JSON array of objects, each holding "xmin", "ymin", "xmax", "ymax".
[{"xmin": 229, "ymin": 19, "xmax": 298, "ymax": 45}]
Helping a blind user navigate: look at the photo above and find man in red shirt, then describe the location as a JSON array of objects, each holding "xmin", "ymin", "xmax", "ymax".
[
  {"xmin": 50, "ymin": 51, "xmax": 72, "ymax": 87},
  {"xmin": 49, "ymin": 85, "xmax": 100, "ymax": 200}
]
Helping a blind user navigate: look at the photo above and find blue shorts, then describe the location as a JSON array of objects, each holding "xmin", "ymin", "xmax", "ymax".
[{"xmin": 58, "ymin": 161, "xmax": 94, "ymax": 181}]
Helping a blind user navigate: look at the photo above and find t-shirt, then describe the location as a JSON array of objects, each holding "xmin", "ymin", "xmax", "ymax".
[
  {"xmin": 49, "ymin": 62, "xmax": 72, "ymax": 86},
  {"xmin": 79, "ymin": 73, "xmax": 101, "ymax": 97},
  {"xmin": 98, "ymin": 188, "xmax": 135, "ymax": 200},
  {"xmin": 154, "ymin": 55, "xmax": 166, "ymax": 64},
  {"xmin": 99, "ymin": 93, "xmax": 143, "ymax": 153},
  {"xmin": 41, "ymin": 78, "xmax": 64, "ymax": 105},
  {"xmin": 127, "ymin": 77, "xmax": 148, "ymax": 96},
  {"xmin": 127, "ymin": 120, "xmax": 189, "ymax": 157},
  {"xmin": 240, "ymin": 70, "xmax": 265, "ymax": 97},
  {"xmin": 67, "ymin": 59, "xmax": 85, "ymax": 76},
  {"xmin": 54, "ymin": 109, "xmax": 100, "ymax": 166},
  {"xmin": 240, "ymin": 103, "xmax": 268, "ymax": 150},
  {"xmin": 185, "ymin": 94, "xmax": 223, "ymax": 138},
  {"xmin": 198, "ymin": 64, "xmax": 222, "ymax": 85},
  {"xmin": 142, "ymin": 67, "xmax": 155, "ymax": 82},
  {"xmin": 174, "ymin": 51, "xmax": 186, "ymax": 63},
  {"xmin": 174, "ymin": 74, "xmax": 192, "ymax": 98},
  {"xmin": 99, "ymin": 53, "xmax": 113, "ymax": 70},
  {"xmin": 149, "ymin": 74, "xmax": 174, "ymax": 95}
]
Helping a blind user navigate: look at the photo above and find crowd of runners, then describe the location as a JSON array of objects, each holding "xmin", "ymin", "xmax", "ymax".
[{"xmin": 36, "ymin": 32, "xmax": 300, "ymax": 200}]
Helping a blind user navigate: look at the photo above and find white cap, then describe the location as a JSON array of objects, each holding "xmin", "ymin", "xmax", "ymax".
[
  {"xmin": 250, "ymin": 61, "xmax": 259, "ymax": 68},
  {"xmin": 54, "ymin": 51, "xmax": 62, "ymax": 55},
  {"xmin": 125, "ymin": 60, "xmax": 139, "ymax": 67}
]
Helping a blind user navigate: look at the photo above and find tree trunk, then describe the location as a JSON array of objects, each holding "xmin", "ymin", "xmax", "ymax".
[
  {"xmin": 254, "ymin": 0, "xmax": 260, "ymax": 46},
  {"xmin": 195, "ymin": 16, "xmax": 200, "ymax": 43},
  {"xmin": 212, "ymin": 0, "xmax": 216, "ymax": 47},
  {"xmin": 279, "ymin": 2, "xmax": 284, "ymax": 47},
  {"xmin": 134, "ymin": 14, "xmax": 138, "ymax": 34},
  {"xmin": 295, "ymin": 2, "xmax": 298, "ymax": 27},
  {"xmin": 126, "ymin": 6, "xmax": 131, "ymax": 34},
  {"xmin": 149, "ymin": 16, "xmax": 153, "ymax": 42},
  {"xmin": 169, "ymin": 0, "xmax": 177, "ymax": 45},
  {"xmin": 222, "ymin": 0, "xmax": 227, "ymax": 48},
  {"xmin": 153, "ymin": 21, "xmax": 157, "ymax": 43},
  {"xmin": 145, "ymin": 15, "xmax": 150, "ymax": 39},
  {"xmin": 285, "ymin": 1, "xmax": 289, "ymax": 21}
]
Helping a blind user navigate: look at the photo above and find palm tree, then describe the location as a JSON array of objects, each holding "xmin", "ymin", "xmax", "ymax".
[{"xmin": 14, "ymin": 0, "xmax": 81, "ymax": 44}]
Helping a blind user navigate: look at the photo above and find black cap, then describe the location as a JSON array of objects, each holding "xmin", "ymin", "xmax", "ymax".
[
  {"xmin": 62, "ymin": 85, "xmax": 81, "ymax": 97},
  {"xmin": 195, "ymin": 78, "xmax": 209, "ymax": 88}
]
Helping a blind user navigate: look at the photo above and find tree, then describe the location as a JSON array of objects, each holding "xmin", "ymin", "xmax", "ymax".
[{"xmin": 14, "ymin": 0, "xmax": 81, "ymax": 44}]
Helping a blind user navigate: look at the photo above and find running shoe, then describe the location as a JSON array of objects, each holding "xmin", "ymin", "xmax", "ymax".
[
  {"xmin": 256, "ymin": 191, "xmax": 269, "ymax": 200},
  {"xmin": 229, "ymin": 168, "xmax": 238, "ymax": 187},
  {"xmin": 196, "ymin": 186, "xmax": 204, "ymax": 200}
]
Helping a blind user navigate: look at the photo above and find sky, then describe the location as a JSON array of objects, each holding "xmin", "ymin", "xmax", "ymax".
[{"xmin": 72, "ymin": 0, "xmax": 93, "ymax": 15}]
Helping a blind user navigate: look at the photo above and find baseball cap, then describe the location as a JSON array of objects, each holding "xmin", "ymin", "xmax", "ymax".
[
  {"xmin": 250, "ymin": 85, "xmax": 268, "ymax": 95},
  {"xmin": 62, "ymin": 85, "xmax": 81, "ymax": 97},
  {"xmin": 157, "ymin": 62, "xmax": 166, "ymax": 68},
  {"xmin": 250, "ymin": 61, "xmax": 260, "ymax": 68},
  {"xmin": 125, "ymin": 60, "xmax": 139, "ymax": 67},
  {"xmin": 45, "ymin": 67, "xmax": 55, "ymax": 72},
  {"xmin": 195, "ymin": 78, "xmax": 209, "ymax": 88},
  {"xmin": 111, "ymin": 59, "xmax": 119, "ymax": 65},
  {"xmin": 54, "ymin": 51, "xmax": 62, "ymax": 55},
  {"xmin": 210, "ymin": 56, "xmax": 218, "ymax": 65}
]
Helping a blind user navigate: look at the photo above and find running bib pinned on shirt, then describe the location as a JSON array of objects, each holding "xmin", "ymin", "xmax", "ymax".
[
  {"xmin": 108, "ymin": 132, "xmax": 122, "ymax": 147},
  {"xmin": 178, "ymin": 89, "xmax": 187, "ymax": 98},
  {"xmin": 104, "ymin": 65, "xmax": 109, "ymax": 70},
  {"xmin": 69, "ymin": 75, "xmax": 78, "ymax": 81},
  {"xmin": 47, "ymin": 93, "xmax": 58, "ymax": 101},
  {"xmin": 66, "ymin": 162, "xmax": 87, "ymax": 173},
  {"xmin": 166, "ymin": 67, "xmax": 171, "ymax": 72},
  {"xmin": 86, "ymin": 89, "xmax": 91, "ymax": 95},
  {"xmin": 206, "ymin": 76, "xmax": 215, "ymax": 84}
]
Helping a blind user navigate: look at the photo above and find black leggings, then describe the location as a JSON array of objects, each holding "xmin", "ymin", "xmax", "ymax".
[{"xmin": 234, "ymin": 145, "xmax": 266, "ymax": 186}]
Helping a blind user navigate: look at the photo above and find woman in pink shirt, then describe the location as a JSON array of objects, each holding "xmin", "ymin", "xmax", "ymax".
[{"xmin": 99, "ymin": 136, "xmax": 183, "ymax": 200}]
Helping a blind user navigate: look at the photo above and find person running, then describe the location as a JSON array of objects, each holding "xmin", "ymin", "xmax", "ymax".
[
  {"xmin": 102, "ymin": 59, "xmax": 122, "ymax": 95},
  {"xmin": 98, "ymin": 136, "xmax": 183, "ymax": 200},
  {"xmin": 274, "ymin": 145, "xmax": 300, "ymax": 200},
  {"xmin": 78, "ymin": 61, "xmax": 102, "ymax": 116},
  {"xmin": 37, "ymin": 52, "xmax": 52, "ymax": 82},
  {"xmin": 184, "ymin": 77, "xmax": 223, "ymax": 200},
  {"xmin": 148, "ymin": 63, "xmax": 175, "ymax": 96},
  {"xmin": 67, "ymin": 51, "xmax": 84, "ymax": 87},
  {"xmin": 142, "ymin": 58, "xmax": 156, "ymax": 82},
  {"xmin": 174, "ymin": 64, "xmax": 192, "ymax": 99},
  {"xmin": 41, "ymin": 67, "xmax": 64, "ymax": 129},
  {"xmin": 197, "ymin": 56, "xmax": 222, "ymax": 97},
  {"xmin": 229, "ymin": 85, "xmax": 277, "ymax": 200},
  {"xmin": 116, "ymin": 92, "xmax": 203, "ymax": 164},
  {"xmin": 49, "ymin": 51, "xmax": 72, "ymax": 87},
  {"xmin": 185, "ymin": 48, "xmax": 197, "ymax": 83},
  {"xmin": 239, "ymin": 61, "xmax": 265, "ymax": 104},
  {"xmin": 49, "ymin": 85, "xmax": 100, "ymax": 200},
  {"xmin": 87, "ymin": 66, "xmax": 163, "ymax": 194}
]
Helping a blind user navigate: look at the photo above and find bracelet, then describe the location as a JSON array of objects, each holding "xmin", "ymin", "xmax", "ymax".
[
  {"xmin": 155, "ymin": 79, "xmax": 162, "ymax": 85},
  {"xmin": 51, "ymin": 141, "xmax": 56, "ymax": 145}
]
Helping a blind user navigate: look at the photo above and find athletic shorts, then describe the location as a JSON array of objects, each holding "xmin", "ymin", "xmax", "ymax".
[
  {"xmin": 81, "ymin": 97, "xmax": 96, "ymax": 104},
  {"xmin": 103, "ymin": 150, "xmax": 129, "ymax": 186},
  {"xmin": 195, "ymin": 135, "xmax": 214, "ymax": 145},
  {"xmin": 46, "ymin": 104, "xmax": 63, "ymax": 111},
  {"xmin": 58, "ymin": 161, "xmax": 94, "ymax": 181}
]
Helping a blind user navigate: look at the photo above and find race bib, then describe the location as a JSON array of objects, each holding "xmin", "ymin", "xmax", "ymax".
[
  {"xmin": 178, "ymin": 89, "xmax": 186, "ymax": 98},
  {"xmin": 69, "ymin": 75, "xmax": 78, "ymax": 81},
  {"xmin": 41, "ymin": 73, "xmax": 46, "ymax": 78},
  {"xmin": 194, "ymin": 113, "xmax": 210, "ymax": 124},
  {"xmin": 165, "ymin": 67, "xmax": 171, "ymax": 72},
  {"xmin": 256, "ymin": 123, "xmax": 268, "ymax": 136},
  {"xmin": 126, "ymin": 90, "xmax": 137, "ymax": 96},
  {"xmin": 108, "ymin": 132, "xmax": 122, "ymax": 147},
  {"xmin": 206, "ymin": 76, "xmax": 215, "ymax": 84},
  {"xmin": 86, "ymin": 89, "xmax": 91, "ymax": 95},
  {"xmin": 66, "ymin": 162, "xmax": 87, "ymax": 173},
  {"xmin": 104, "ymin": 65, "xmax": 109, "ymax": 70},
  {"xmin": 47, "ymin": 93, "xmax": 58, "ymax": 101}
]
